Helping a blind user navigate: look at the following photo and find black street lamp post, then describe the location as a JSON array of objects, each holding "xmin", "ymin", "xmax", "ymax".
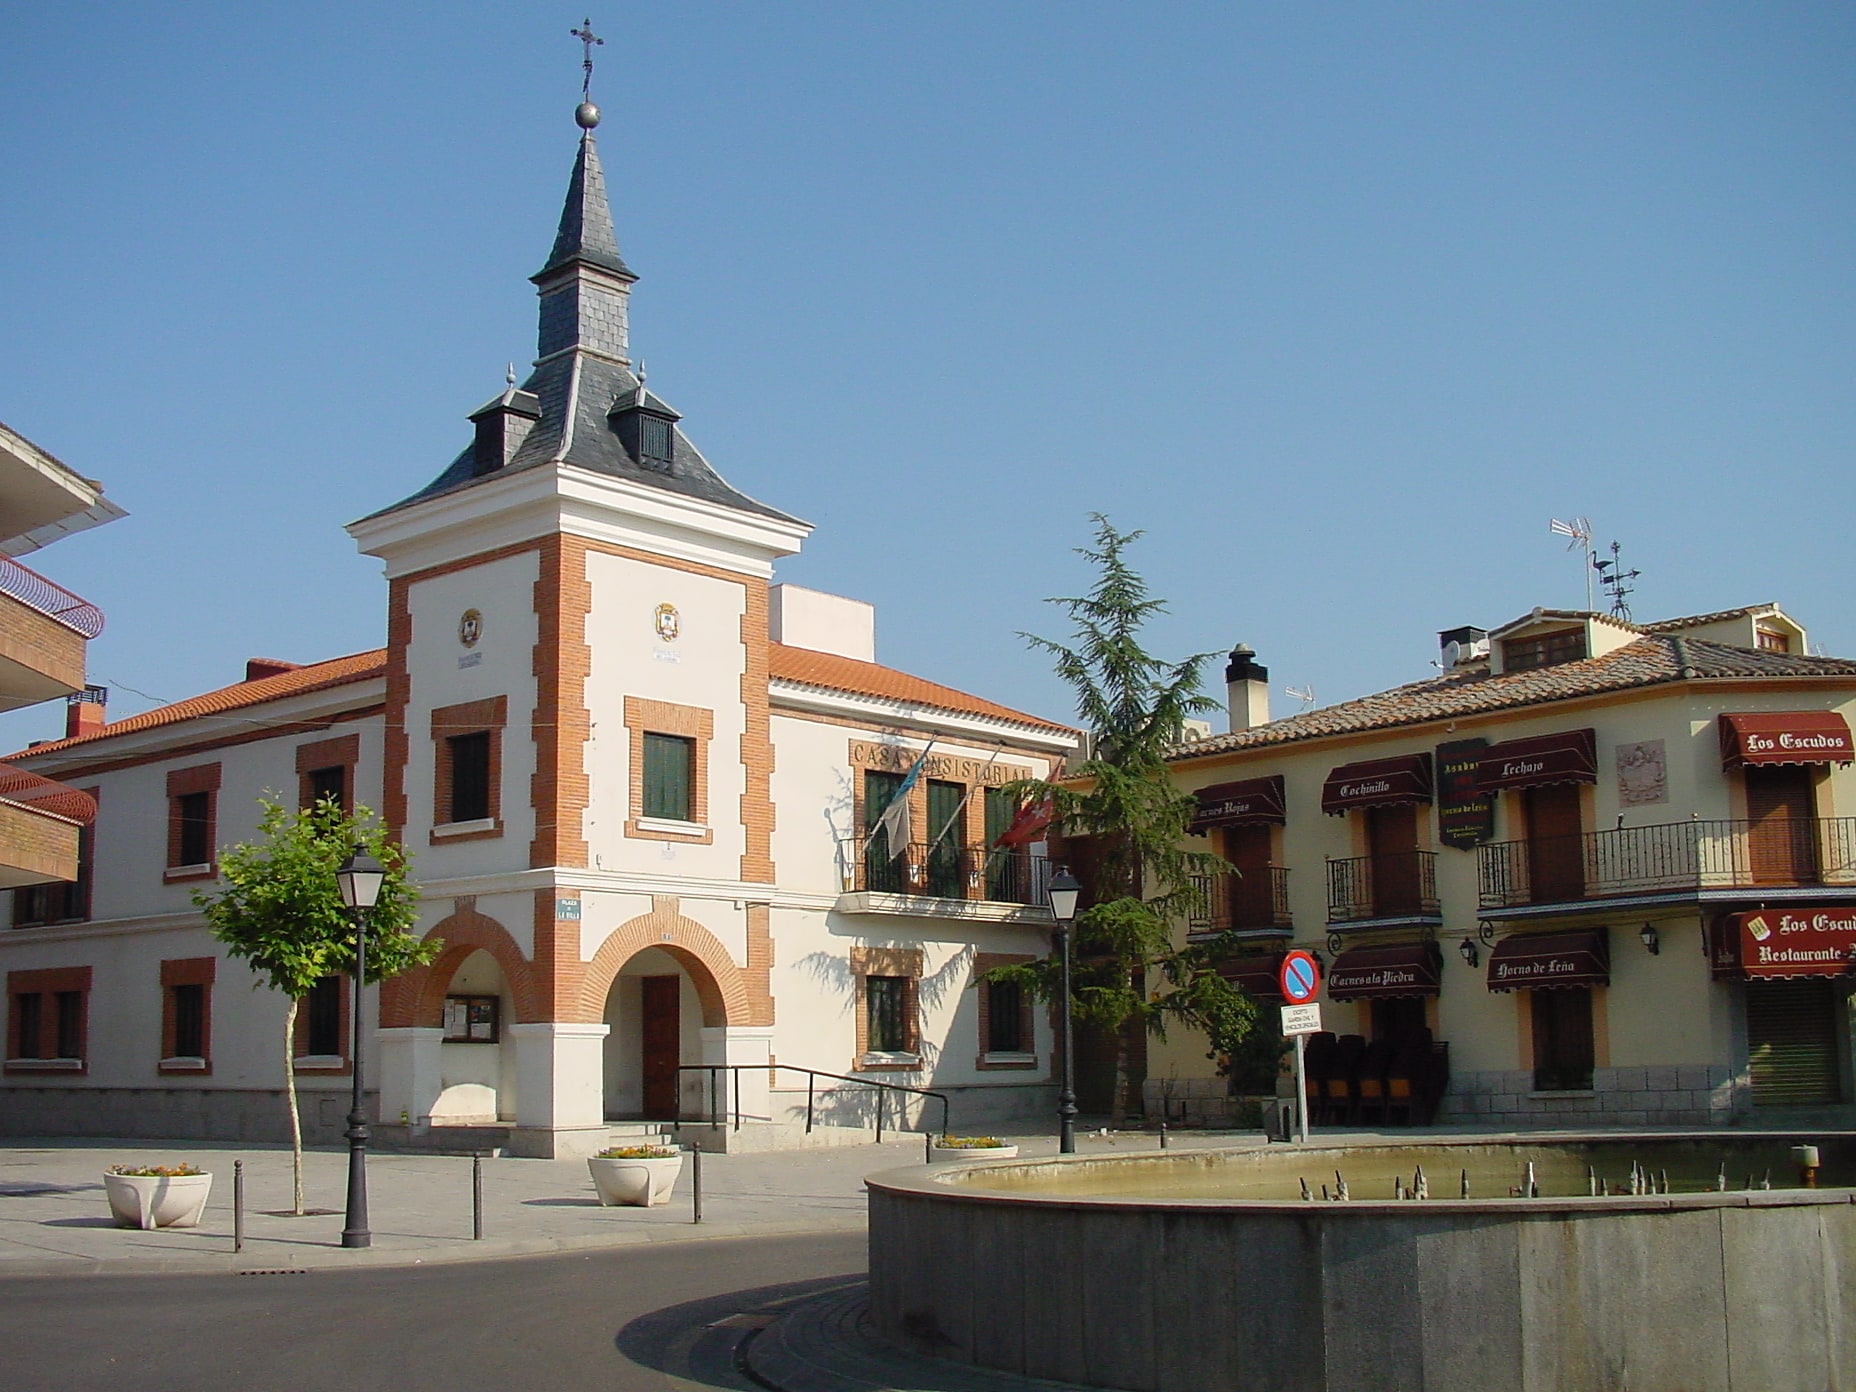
[
  {"xmin": 1046, "ymin": 867, "xmax": 1082, "ymax": 1155},
  {"xmin": 335, "ymin": 850, "xmax": 386, "ymax": 1250}
]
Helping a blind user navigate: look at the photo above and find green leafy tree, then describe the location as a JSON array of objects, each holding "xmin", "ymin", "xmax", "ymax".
[
  {"xmin": 988, "ymin": 516, "xmax": 1267, "ymax": 1123},
  {"xmin": 195, "ymin": 798, "xmax": 434, "ymax": 1213}
]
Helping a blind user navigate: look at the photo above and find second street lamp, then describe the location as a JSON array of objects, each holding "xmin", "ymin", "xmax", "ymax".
[
  {"xmin": 1046, "ymin": 867, "xmax": 1082, "ymax": 1155},
  {"xmin": 334, "ymin": 849, "xmax": 386, "ymax": 1250}
]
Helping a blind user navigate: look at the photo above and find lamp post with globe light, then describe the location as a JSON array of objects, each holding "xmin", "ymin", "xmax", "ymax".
[
  {"xmin": 1046, "ymin": 867, "xmax": 1082, "ymax": 1154},
  {"xmin": 335, "ymin": 850, "xmax": 385, "ymax": 1249}
]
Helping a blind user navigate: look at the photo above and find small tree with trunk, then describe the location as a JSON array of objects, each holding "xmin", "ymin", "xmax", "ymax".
[
  {"xmin": 196, "ymin": 798, "xmax": 433, "ymax": 1214},
  {"xmin": 988, "ymin": 516, "xmax": 1264, "ymax": 1124}
]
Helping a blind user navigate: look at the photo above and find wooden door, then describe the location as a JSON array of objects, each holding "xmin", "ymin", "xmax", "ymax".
[
  {"xmin": 1223, "ymin": 824, "xmax": 1273, "ymax": 929},
  {"xmin": 1525, "ymin": 784, "xmax": 1586, "ymax": 902},
  {"xmin": 1367, "ymin": 804, "xmax": 1420, "ymax": 916},
  {"xmin": 640, "ymin": 975, "xmax": 681, "ymax": 1119},
  {"xmin": 1746, "ymin": 766, "xmax": 1817, "ymax": 885}
]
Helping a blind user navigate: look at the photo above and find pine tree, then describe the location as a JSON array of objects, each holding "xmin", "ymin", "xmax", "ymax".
[{"xmin": 990, "ymin": 515, "xmax": 1261, "ymax": 1124}]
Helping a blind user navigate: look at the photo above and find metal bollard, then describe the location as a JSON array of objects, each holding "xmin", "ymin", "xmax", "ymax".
[
  {"xmin": 472, "ymin": 1152, "xmax": 484, "ymax": 1240},
  {"xmin": 690, "ymin": 1144, "xmax": 703, "ymax": 1225},
  {"xmin": 1159, "ymin": 1121, "xmax": 1169, "ymax": 1150},
  {"xmin": 924, "ymin": 1131, "xmax": 932, "ymax": 1164},
  {"xmin": 233, "ymin": 1159, "xmax": 244, "ymax": 1253}
]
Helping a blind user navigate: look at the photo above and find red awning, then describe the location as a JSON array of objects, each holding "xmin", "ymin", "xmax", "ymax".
[
  {"xmin": 1486, "ymin": 930, "xmax": 1609, "ymax": 992},
  {"xmin": 0, "ymin": 761, "xmax": 97, "ymax": 826},
  {"xmin": 1320, "ymin": 754, "xmax": 1433, "ymax": 816},
  {"xmin": 1190, "ymin": 775, "xmax": 1286, "ymax": 832},
  {"xmin": 1730, "ymin": 908, "xmax": 1856, "ymax": 979},
  {"xmin": 1475, "ymin": 729, "xmax": 1597, "ymax": 793},
  {"xmin": 1326, "ymin": 942, "xmax": 1442, "ymax": 1000},
  {"xmin": 1719, "ymin": 712, "xmax": 1854, "ymax": 770},
  {"xmin": 1215, "ymin": 952, "xmax": 1287, "ymax": 998}
]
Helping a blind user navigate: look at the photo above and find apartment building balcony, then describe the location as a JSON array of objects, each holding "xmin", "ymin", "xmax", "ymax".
[
  {"xmin": 1326, "ymin": 851, "xmax": 1442, "ymax": 929},
  {"xmin": 0, "ymin": 760, "xmax": 97, "ymax": 893},
  {"xmin": 836, "ymin": 837, "xmax": 1053, "ymax": 922},
  {"xmin": 1187, "ymin": 867, "xmax": 1293, "ymax": 941},
  {"xmin": 1477, "ymin": 817, "xmax": 1856, "ymax": 918},
  {"xmin": 0, "ymin": 556, "xmax": 104, "ymax": 712}
]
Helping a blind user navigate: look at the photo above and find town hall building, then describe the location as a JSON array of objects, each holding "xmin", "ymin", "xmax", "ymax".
[{"xmin": 1, "ymin": 103, "xmax": 1074, "ymax": 1157}]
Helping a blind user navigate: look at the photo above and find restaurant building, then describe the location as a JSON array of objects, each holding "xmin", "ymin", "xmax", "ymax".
[{"xmin": 1151, "ymin": 605, "xmax": 1856, "ymax": 1128}]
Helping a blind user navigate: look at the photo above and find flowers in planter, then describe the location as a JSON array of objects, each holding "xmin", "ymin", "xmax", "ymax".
[
  {"xmin": 105, "ymin": 1164, "xmax": 207, "ymax": 1177},
  {"xmin": 592, "ymin": 1145, "xmax": 679, "ymax": 1160},
  {"xmin": 935, "ymin": 1136, "xmax": 1007, "ymax": 1149}
]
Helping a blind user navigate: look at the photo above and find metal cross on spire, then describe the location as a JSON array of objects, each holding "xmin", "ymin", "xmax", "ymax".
[{"xmin": 571, "ymin": 18, "xmax": 604, "ymax": 100}]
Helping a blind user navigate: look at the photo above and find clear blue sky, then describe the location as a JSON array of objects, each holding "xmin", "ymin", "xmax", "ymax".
[{"xmin": 3, "ymin": 3, "xmax": 1851, "ymax": 748}]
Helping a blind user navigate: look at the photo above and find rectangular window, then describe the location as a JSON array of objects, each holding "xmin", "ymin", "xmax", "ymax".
[
  {"xmin": 305, "ymin": 974, "xmax": 344, "ymax": 1057},
  {"xmin": 1756, "ymin": 627, "xmax": 1790, "ymax": 653},
  {"xmin": 53, "ymin": 991, "xmax": 82, "ymax": 1059},
  {"xmin": 987, "ymin": 979, "xmax": 1025, "ymax": 1053},
  {"xmin": 13, "ymin": 993, "xmax": 42, "ymax": 1059},
  {"xmin": 304, "ymin": 765, "xmax": 347, "ymax": 812},
  {"xmin": 925, "ymin": 779, "xmax": 966, "ymax": 898},
  {"xmin": 862, "ymin": 770, "xmax": 907, "ymax": 894},
  {"xmin": 1531, "ymin": 988, "xmax": 1595, "ymax": 1091},
  {"xmin": 171, "ymin": 983, "xmax": 205, "ymax": 1058},
  {"xmin": 1502, "ymin": 628, "xmax": 1587, "ymax": 672},
  {"xmin": 642, "ymin": 733, "xmax": 696, "ymax": 821},
  {"xmin": 447, "ymin": 732, "xmax": 492, "ymax": 823},
  {"xmin": 175, "ymin": 792, "xmax": 211, "ymax": 866},
  {"xmin": 866, "ymin": 976, "xmax": 909, "ymax": 1053}
]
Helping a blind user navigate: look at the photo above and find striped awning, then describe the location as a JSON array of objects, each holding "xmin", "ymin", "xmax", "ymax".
[
  {"xmin": 1320, "ymin": 754, "xmax": 1433, "ymax": 816},
  {"xmin": 1475, "ymin": 729, "xmax": 1597, "ymax": 793},
  {"xmin": 1486, "ymin": 930, "xmax": 1609, "ymax": 993}
]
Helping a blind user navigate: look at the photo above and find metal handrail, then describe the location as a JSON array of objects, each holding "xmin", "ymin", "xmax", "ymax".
[
  {"xmin": 0, "ymin": 556, "xmax": 104, "ymax": 638},
  {"xmin": 1188, "ymin": 867, "xmax": 1292, "ymax": 932},
  {"xmin": 1326, "ymin": 850, "xmax": 1441, "ymax": 922},
  {"xmin": 838, "ymin": 836, "xmax": 1051, "ymax": 907},
  {"xmin": 673, "ymin": 1063, "xmax": 951, "ymax": 1141},
  {"xmin": 1477, "ymin": 816, "xmax": 1856, "ymax": 909}
]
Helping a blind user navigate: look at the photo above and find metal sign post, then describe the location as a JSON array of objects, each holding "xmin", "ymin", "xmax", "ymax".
[
  {"xmin": 1278, "ymin": 950, "xmax": 1324, "ymax": 1147},
  {"xmin": 1294, "ymin": 1032, "xmax": 1309, "ymax": 1145}
]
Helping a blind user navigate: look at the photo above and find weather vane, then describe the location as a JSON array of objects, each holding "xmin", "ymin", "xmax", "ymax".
[{"xmin": 571, "ymin": 18, "xmax": 604, "ymax": 101}]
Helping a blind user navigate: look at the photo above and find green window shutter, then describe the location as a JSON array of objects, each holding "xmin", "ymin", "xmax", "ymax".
[
  {"xmin": 984, "ymin": 788, "xmax": 1014, "ymax": 847},
  {"xmin": 643, "ymin": 733, "xmax": 695, "ymax": 820}
]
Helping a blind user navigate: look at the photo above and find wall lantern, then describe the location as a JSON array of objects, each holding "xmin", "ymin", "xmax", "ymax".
[
  {"xmin": 1458, "ymin": 938, "xmax": 1480, "ymax": 967},
  {"xmin": 1639, "ymin": 923, "xmax": 1660, "ymax": 955}
]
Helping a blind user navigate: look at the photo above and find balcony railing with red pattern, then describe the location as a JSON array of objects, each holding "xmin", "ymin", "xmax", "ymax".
[{"xmin": 1477, "ymin": 817, "xmax": 1856, "ymax": 910}]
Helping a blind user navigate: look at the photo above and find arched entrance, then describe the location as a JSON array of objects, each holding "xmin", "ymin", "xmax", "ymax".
[
  {"xmin": 600, "ymin": 948, "xmax": 718, "ymax": 1120},
  {"xmin": 430, "ymin": 948, "xmax": 517, "ymax": 1124}
]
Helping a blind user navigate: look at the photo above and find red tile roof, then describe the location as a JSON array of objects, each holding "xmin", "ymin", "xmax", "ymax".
[
  {"xmin": 1170, "ymin": 636, "xmax": 1856, "ymax": 762},
  {"xmin": 11, "ymin": 649, "xmax": 387, "ymax": 759},
  {"xmin": 770, "ymin": 643, "xmax": 1072, "ymax": 735}
]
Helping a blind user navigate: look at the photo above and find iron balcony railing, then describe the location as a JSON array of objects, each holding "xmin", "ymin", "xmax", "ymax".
[
  {"xmin": 1327, "ymin": 851, "xmax": 1441, "ymax": 923},
  {"xmin": 0, "ymin": 556, "xmax": 104, "ymax": 639},
  {"xmin": 1188, "ymin": 867, "xmax": 1292, "ymax": 934},
  {"xmin": 1477, "ymin": 817, "xmax": 1856, "ymax": 910},
  {"xmin": 839, "ymin": 837, "xmax": 1052, "ymax": 907}
]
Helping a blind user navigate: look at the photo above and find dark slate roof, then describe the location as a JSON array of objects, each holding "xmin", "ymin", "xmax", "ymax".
[
  {"xmin": 536, "ymin": 131, "xmax": 633, "ymax": 281},
  {"xmin": 1168, "ymin": 636, "xmax": 1856, "ymax": 762}
]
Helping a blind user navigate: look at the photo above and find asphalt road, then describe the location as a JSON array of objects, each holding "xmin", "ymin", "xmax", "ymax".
[{"xmin": 0, "ymin": 1230, "xmax": 869, "ymax": 1392}]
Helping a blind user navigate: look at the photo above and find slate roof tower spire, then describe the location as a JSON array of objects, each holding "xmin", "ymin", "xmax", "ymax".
[{"xmin": 533, "ymin": 103, "xmax": 636, "ymax": 366}]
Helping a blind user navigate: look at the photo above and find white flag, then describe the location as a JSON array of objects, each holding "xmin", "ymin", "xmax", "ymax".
[{"xmin": 874, "ymin": 744, "xmax": 933, "ymax": 861}]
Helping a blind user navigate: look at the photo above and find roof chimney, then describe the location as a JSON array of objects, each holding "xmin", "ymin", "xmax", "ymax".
[
  {"xmin": 245, "ymin": 658, "xmax": 301, "ymax": 682},
  {"xmin": 1437, "ymin": 626, "xmax": 1490, "ymax": 669},
  {"xmin": 1225, "ymin": 645, "xmax": 1270, "ymax": 733},
  {"xmin": 65, "ymin": 684, "xmax": 107, "ymax": 739}
]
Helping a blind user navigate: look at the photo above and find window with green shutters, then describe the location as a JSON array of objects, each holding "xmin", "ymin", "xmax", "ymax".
[
  {"xmin": 642, "ymin": 733, "xmax": 696, "ymax": 821},
  {"xmin": 863, "ymin": 770, "xmax": 906, "ymax": 893},
  {"xmin": 984, "ymin": 787, "xmax": 1017, "ymax": 901},
  {"xmin": 925, "ymin": 779, "xmax": 966, "ymax": 897}
]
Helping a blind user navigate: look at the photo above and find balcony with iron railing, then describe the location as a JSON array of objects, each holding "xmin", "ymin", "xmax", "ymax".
[
  {"xmin": 838, "ymin": 836, "xmax": 1053, "ymax": 917},
  {"xmin": 1477, "ymin": 817, "xmax": 1856, "ymax": 912},
  {"xmin": 0, "ymin": 555, "xmax": 104, "ymax": 711},
  {"xmin": 1326, "ymin": 851, "xmax": 1441, "ymax": 926},
  {"xmin": 1187, "ymin": 867, "xmax": 1293, "ymax": 938}
]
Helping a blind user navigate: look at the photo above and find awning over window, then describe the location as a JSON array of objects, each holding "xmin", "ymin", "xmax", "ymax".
[
  {"xmin": 1189, "ymin": 775, "xmax": 1286, "ymax": 832},
  {"xmin": 1320, "ymin": 754, "xmax": 1433, "ymax": 816},
  {"xmin": 1726, "ymin": 908, "xmax": 1856, "ymax": 980},
  {"xmin": 1475, "ymin": 728, "xmax": 1597, "ymax": 793},
  {"xmin": 1326, "ymin": 942, "xmax": 1442, "ymax": 1000},
  {"xmin": 1486, "ymin": 930, "xmax": 1609, "ymax": 992},
  {"xmin": 1719, "ymin": 712, "xmax": 1854, "ymax": 770},
  {"xmin": 0, "ymin": 761, "xmax": 97, "ymax": 826},
  {"xmin": 1214, "ymin": 952, "xmax": 1287, "ymax": 999}
]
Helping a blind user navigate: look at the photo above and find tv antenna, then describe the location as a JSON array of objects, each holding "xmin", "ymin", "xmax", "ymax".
[
  {"xmin": 1285, "ymin": 684, "xmax": 1317, "ymax": 712},
  {"xmin": 1549, "ymin": 516, "xmax": 1595, "ymax": 610},
  {"xmin": 1592, "ymin": 541, "xmax": 1642, "ymax": 621}
]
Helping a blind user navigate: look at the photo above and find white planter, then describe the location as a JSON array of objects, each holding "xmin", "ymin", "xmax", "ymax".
[
  {"xmin": 104, "ymin": 1172, "xmax": 214, "ymax": 1229},
  {"xmin": 587, "ymin": 1153, "xmax": 684, "ymax": 1207},
  {"xmin": 930, "ymin": 1143, "xmax": 1019, "ymax": 1162}
]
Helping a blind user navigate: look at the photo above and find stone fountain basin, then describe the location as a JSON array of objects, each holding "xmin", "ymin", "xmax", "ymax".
[{"xmin": 866, "ymin": 1133, "xmax": 1856, "ymax": 1392}]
